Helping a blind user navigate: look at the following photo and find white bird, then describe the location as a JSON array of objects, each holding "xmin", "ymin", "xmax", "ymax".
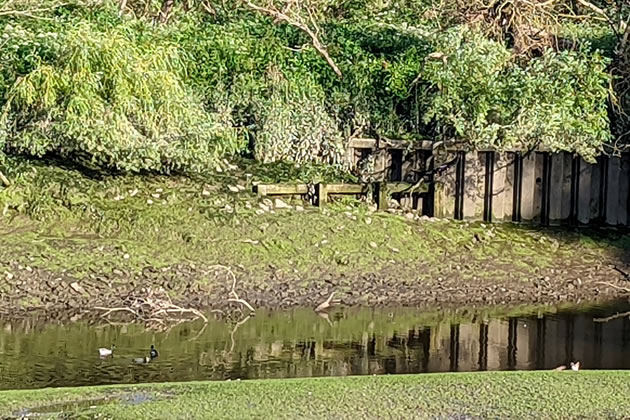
[
  {"xmin": 570, "ymin": 361, "xmax": 580, "ymax": 371},
  {"xmin": 98, "ymin": 345, "xmax": 115, "ymax": 357}
]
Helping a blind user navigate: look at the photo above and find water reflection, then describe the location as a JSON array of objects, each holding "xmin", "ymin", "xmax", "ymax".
[{"xmin": 0, "ymin": 302, "xmax": 629, "ymax": 390}]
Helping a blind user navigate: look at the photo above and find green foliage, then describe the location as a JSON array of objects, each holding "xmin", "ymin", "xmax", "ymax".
[
  {"xmin": 0, "ymin": 22, "xmax": 243, "ymax": 174},
  {"xmin": 423, "ymin": 28, "xmax": 611, "ymax": 161},
  {"xmin": 0, "ymin": 0, "xmax": 620, "ymax": 175}
]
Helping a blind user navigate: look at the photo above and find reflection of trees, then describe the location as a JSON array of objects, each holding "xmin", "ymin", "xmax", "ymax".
[{"xmin": 3, "ymin": 306, "xmax": 630, "ymax": 389}]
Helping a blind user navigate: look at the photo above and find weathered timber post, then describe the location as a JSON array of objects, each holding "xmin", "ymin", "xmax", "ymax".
[{"xmin": 316, "ymin": 183, "xmax": 328, "ymax": 207}]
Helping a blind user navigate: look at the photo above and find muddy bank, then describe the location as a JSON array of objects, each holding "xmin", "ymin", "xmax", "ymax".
[{"xmin": 1, "ymin": 255, "xmax": 629, "ymax": 322}]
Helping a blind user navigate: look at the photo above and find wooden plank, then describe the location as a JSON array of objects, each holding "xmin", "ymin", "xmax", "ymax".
[
  {"xmin": 348, "ymin": 138, "xmax": 433, "ymax": 150},
  {"xmin": 463, "ymin": 152, "xmax": 485, "ymax": 220},
  {"xmin": 326, "ymin": 184, "xmax": 367, "ymax": 194},
  {"xmin": 504, "ymin": 153, "xmax": 515, "ymax": 222},
  {"xmin": 618, "ymin": 154, "xmax": 630, "ymax": 226},
  {"xmin": 256, "ymin": 184, "xmax": 308, "ymax": 196},
  {"xmin": 561, "ymin": 154, "xmax": 573, "ymax": 220},
  {"xmin": 520, "ymin": 153, "xmax": 536, "ymax": 221},
  {"xmin": 577, "ymin": 157, "xmax": 592, "ymax": 224},
  {"xmin": 606, "ymin": 157, "xmax": 620, "ymax": 226},
  {"xmin": 434, "ymin": 153, "xmax": 458, "ymax": 219},
  {"xmin": 533, "ymin": 152, "xmax": 544, "ymax": 223},
  {"xmin": 400, "ymin": 151, "xmax": 420, "ymax": 210},
  {"xmin": 316, "ymin": 184, "xmax": 328, "ymax": 206},
  {"xmin": 491, "ymin": 152, "xmax": 507, "ymax": 222},
  {"xmin": 548, "ymin": 154, "xmax": 564, "ymax": 225},
  {"xmin": 377, "ymin": 182, "xmax": 388, "ymax": 210},
  {"xmin": 589, "ymin": 158, "xmax": 603, "ymax": 222}
]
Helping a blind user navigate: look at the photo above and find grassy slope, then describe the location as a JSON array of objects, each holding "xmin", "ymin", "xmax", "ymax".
[
  {"xmin": 1, "ymin": 371, "xmax": 630, "ymax": 419},
  {"xmin": 1, "ymin": 158, "xmax": 630, "ymax": 310}
]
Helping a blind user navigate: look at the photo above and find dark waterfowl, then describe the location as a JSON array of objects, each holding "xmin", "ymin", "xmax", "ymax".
[{"xmin": 150, "ymin": 345, "xmax": 158, "ymax": 359}]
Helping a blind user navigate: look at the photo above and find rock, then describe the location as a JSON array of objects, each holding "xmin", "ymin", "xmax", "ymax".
[
  {"xmin": 255, "ymin": 209, "xmax": 265, "ymax": 216},
  {"xmin": 147, "ymin": 199, "xmax": 153, "ymax": 205},
  {"xmin": 202, "ymin": 189, "xmax": 211, "ymax": 197},
  {"xmin": 369, "ymin": 242, "xmax": 378, "ymax": 249},
  {"xmin": 123, "ymin": 253, "xmax": 130, "ymax": 260},
  {"xmin": 295, "ymin": 205, "xmax": 304, "ymax": 212},
  {"xmin": 274, "ymin": 198, "xmax": 290, "ymax": 209},
  {"xmin": 365, "ymin": 217, "xmax": 372, "ymax": 225},
  {"xmin": 405, "ymin": 213, "xmax": 414, "ymax": 220},
  {"xmin": 151, "ymin": 193, "xmax": 160, "ymax": 199},
  {"xmin": 228, "ymin": 186, "xmax": 239, "ymax": 193},
  {"xmin": 237, "ymin": 185, "xmax": 246, "ymax": 191},
  {"xmin": 258, "ymin": 203, "xmax": 270, "ymax": 212},
  {"xmin": 262, "ymin": 198, "xmax": 273, "ymax": 207},
  {"xmin": 4, "ymin": 271, "xmax": 13, "ymax": 280},
  {"xmin": 69, "ymin": 282, "xmax": 86, "ymax": 295}
]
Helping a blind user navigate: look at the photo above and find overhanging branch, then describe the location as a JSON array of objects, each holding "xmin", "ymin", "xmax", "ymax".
[{"xmin": 243, "ymin": 0, "xmax": 342, "ymax": 78}]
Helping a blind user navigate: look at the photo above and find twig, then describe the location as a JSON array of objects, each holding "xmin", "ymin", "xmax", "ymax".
[
  {"xmin": 315, "ymin": 291, "xmax": 339, "ymax": 312},
  {"xmin": 228, "ymin": 296, "xmax": 256, "ymax": 313},
  {"xmin": 209, "ymin": 264, "xmax": 256, "ymax": 313},
  {"xmin": 94, "ymin": 306, "xmax": 138, "ymax": 318},
  {"xmin": 596, "ymin": 281, "xmax": 630, "ymax": 293},
  {"xmin": 0, "ymin": 170, "xmax": 10, "ymax": 187},
  {"xmin": 612, "ymin": 265, "xmax": 630, "ymax": 282},
  {"xmin": 594, "ymin": 311, "xmax": 630, "ymax": 323}
]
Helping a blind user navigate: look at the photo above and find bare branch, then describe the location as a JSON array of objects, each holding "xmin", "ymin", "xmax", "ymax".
[
  {"xmin": 0, "ymin": 170, "xmax": 10, "ymax": 187},
  {"xmin": 243, "ymin": 0, "xmax": 342, "ymax": 77},
  {"xmin": 315, "ymin": 291, "xmax": 339, "ymax": 312}
]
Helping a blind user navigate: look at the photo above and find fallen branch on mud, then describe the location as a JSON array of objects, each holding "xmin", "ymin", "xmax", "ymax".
[
  {"xmin": 210, "ymin": 264, "xmax": 256, "ymax": 313},
  {"xmin": 94, "ymin": 287, "xmax": 208, "ymax": 325},
  {"xmin": 596, "ymin": 281, "xmax": 630, "ymax": 294},
  {"xmin": 315, "ymin": 291, "xmax": 340, "ymax": 312},
  {"xmin": 92, "ymin": 265, "xmax": 254, "ymax": 328}
]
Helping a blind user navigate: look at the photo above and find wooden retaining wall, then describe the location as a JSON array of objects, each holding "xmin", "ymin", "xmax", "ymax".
[{"xmin": 348, "ymin": 139, "xmax": 630, "ymax": 226}]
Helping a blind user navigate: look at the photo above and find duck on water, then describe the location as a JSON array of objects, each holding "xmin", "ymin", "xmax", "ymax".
[
  {"xmin": 98, "ymin": 345, "xmax": 115, "ymax": 357},
  {"xmin": 134, "ymin": 345, "xmax": 159, "ymax": 364}
]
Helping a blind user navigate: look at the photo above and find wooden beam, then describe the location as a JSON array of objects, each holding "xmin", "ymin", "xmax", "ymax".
[
  {"xmin": 316, "ymin": 184, "xmax": 328, "ymax": 206},
  {"xmin": 256, "ymin": 184, "xmax": 309, "ymax": 197},
  {"xmin": 325, "ymin": 184, "xmax": 367, "ymax": 194}
]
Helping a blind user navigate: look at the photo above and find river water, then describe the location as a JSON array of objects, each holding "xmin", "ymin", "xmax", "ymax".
[{"xmin": 1, "ymin": 301, "xmax": 629, "ymax": 390}]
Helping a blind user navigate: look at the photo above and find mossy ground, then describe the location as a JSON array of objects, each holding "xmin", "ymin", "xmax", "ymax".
[
  {"xmin": 1, "ymin": 157, "xmax": 629, "ymax": 314},
  {"xmin": 1, "ymin": 371, "xmax": 630, "ymax": 419}
]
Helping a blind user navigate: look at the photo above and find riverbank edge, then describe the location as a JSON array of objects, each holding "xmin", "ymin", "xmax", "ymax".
[{"xmin": 2, "ymin": 161, "xmax": 630, "ymax": 319}]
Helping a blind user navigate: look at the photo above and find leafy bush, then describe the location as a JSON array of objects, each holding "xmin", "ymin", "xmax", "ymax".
[
  {"xmin": 423, "ymin": 28, "xmax": 611, "ymax": 161},
  {"xmin": 0, "ymin": 22, "xmax": 244, "ymax": 174}
]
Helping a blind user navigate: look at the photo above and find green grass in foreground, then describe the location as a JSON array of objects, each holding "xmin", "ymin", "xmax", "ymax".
[{"xmin": 1, "ymin": 371, "xmax": 630, "ymax": 419}]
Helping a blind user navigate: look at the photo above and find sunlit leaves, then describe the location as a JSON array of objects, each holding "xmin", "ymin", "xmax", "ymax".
[
  {"xmin": 423, "ymin": 27, "xmax": 611, "ymax": 161},
  {"xmin": 1, "ymin": 22, "xmax": 243, "ymax": 173}
]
